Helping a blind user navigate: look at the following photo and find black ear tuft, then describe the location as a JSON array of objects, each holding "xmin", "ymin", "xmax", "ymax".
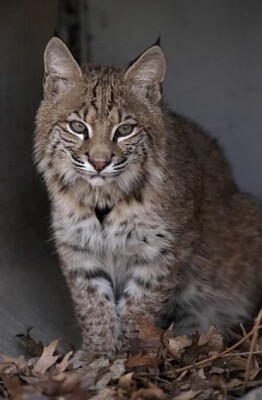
[
  {"xmin": 127, "ymin": 38, "xmax": 163, "ymax": 69},
  {"xmin": 154, "ymin": 36, "xmax": 161, "ymax": 47}
]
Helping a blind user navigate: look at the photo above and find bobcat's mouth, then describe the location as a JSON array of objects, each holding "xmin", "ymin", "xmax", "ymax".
[
  {"xmin": 71, "ymin": 157, "xmax": 124, "ymax": 177},
  {"xmin": 90, "ymin": 171, "xmax": 122, "ymax": 179},
  {"xmin": 91, "ymin": 175, "xmax": 105, "ymax": 179},
  {"xmin": 88, "ymin": 173, "xmax": 119, "ymax": 187}
]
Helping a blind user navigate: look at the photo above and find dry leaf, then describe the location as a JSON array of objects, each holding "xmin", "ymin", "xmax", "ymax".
[
  {"xmin": 209, "ymin": 374, "xmax": 227, "ymax": 394},
  {"xmin": 209, "ymin": 366, "xmax": 225, "ymax": 374},
  {"xmin": 227, "ymin": 355, "xmax": 248, "ymax": 371},
  {"xmin": 19, "ymin": 375, "xmax": 42, "ymax": 385},
  {"xmin": 0, "ymin": 373, "xmax": 23, "ymax": 400},
  {"xmin": 182, "ymin": 333, "xmax": 211, "ymax": 365},
  {"xmin": 190, "ymin": 370, "xmax": 208, "ymax": 391},
  {"xmin": 171, "ymin": 389, "xmax": 201, "ymax": 400},
  {"xmin": 130, "ymin": 318, "xmax": 164, "ymax": 356},
  {"xmin": 244, "ymin": 379, "xmax": 262, "ymax": 389},
  {"xmin": 15, "ymin": 328, "xmax": 44, "ymax": 357},
  {"xmin": 33, "ymin": 339, "xmax": 60, "ymax": 375},
  {"xmin": 226, "ymin": 378, "xmax": 243, "ymax": 390},
  {"xmin": 199, "ymin": 326, "xmax": 223, "ymax": 352},
  {"xmin": 90, "ymin": 387, "xmax": 117, "ymax": 400},
  {"xmin": 22, "ymin": 393, "xmax": 49, "ymax": 400},
  {"xmin": 0, "ymin": 355, "xmax": 27, "ymax": 374},
  {"xmin": 118, "ymin": 372, "xmax": 134, "ymax": 389},
  {"xmin": 80, "ymin": 369, "xmax": 98, "ymax": 390},
  {"xmin": 126, "ymin": 355, "xmax": 160, "ymax": 369},
  {"xmin": 136, "ymin": 319, "xmax": 164, "ymax": 340},
  {"xmin": 53, "ymin": 350, "xmax": 73, "ymax": 375},
  {"xmin": 55, "ymin": 373, "xmax": 81, "ymax": 393},
  {"xmin": 165, "ymin": 335, "xmax": 192, "ymax": 359},
  {"xmin": 240, "ymin": 367, "xmax": 262, "ymax": 381},
  {"xmin": 131, "ymin": 386, "xmax": 166, "ymax": 400},
  {"xmin": 32, "ymin": 374, "xmax": 87, "ymax": 399}
]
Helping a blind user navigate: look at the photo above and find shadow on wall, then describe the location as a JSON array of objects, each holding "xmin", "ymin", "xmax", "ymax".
[{"xmin": 0, "ymin": 0, "xmax": 80, "ymax": 355}]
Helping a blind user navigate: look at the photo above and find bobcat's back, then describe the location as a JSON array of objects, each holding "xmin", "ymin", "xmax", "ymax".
[{"xmin": 161, "ymin": 114, "xmax": 262, "ymax": 334}]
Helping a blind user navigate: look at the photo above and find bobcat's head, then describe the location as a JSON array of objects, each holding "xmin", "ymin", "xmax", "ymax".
[{"xmin": 34, "ymin": 37, "xmax": 167, "ymax": 201}]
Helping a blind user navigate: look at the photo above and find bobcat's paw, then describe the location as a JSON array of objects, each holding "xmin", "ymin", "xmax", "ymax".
[
  {"xmin": 122, "ymin": 317, "xmax": 140, "ymax": 340},
  {"xmin": 70, "ymin": 341, "xmax": 122, "ymax": 369},
  {"xmin": 70, "ymin": 349, "xmax": 109, "ymax": 369},
  {"xmin": 70, "ymin": 349, "xmax": 93, "ymax": 369}
]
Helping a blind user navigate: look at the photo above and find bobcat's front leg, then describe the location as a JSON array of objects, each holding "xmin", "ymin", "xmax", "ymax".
[
  {"xmin": 118, "ymin": 261, "xmax": 176, "ymax": 345},
  {"xmin": 59, "ymin": 245, "xmax": 121, "ymax": 358}
]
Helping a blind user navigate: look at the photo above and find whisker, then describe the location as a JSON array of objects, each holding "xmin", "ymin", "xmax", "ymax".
[
  {"xmin": 71, "ymin": 155, "xmax": 84, "ymax": 165},
  {"xmin": 112, "ymin": 162, "xmax": 127, "ymax": 170},
  {"xmin": 112, "ymin": 166, "xmax": 126, "ymax": 171}
]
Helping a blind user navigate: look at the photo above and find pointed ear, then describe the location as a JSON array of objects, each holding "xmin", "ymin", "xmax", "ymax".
[
  {"xmin": 43, "ymin": 37, "xmax": 82, "ymax": 99},
  {"xmin": 124, "ymin": 45, "xmax": 166, "ymax": 104}
]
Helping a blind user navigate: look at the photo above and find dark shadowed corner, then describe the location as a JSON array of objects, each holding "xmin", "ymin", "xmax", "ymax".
[{"xmin": 0, "ymin": 0, "xmax": 81, "ymax": 356}]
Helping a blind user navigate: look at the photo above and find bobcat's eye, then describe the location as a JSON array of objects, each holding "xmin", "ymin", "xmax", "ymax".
[
  {"xmin": 117, "ymin": 124, "xmax": 133, "ymax": 136},
  {"xmin": 68, "ymin": 121, "xmax": 89, "ymax": 138},
  {"xmin": 114, "ymin": 123, "xmax": 136, "ymax": 142}
]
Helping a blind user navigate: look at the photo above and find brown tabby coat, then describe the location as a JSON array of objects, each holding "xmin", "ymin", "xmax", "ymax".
[{"xmin": 34, "ymin": 37, "xmax": 262, "ymax": 358}]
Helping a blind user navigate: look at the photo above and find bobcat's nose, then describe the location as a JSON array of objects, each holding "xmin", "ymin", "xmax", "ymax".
[{"xmin": 89, "ymin": 159, "xmax": 110, "ymax": 172}]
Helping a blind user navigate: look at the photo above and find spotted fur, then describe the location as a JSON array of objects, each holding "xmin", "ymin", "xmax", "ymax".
[{"xmin": 34, "ymin": 37, "xmax": 262, "ymax": 358}]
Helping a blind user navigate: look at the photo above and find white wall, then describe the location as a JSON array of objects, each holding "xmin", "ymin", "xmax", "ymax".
[{"xmin": 87, "ymin": 0, "xmax": 262, "ymax": 198}]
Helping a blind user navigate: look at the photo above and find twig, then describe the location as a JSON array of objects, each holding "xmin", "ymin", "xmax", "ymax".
[
  {"xmin": 175, "ymin": 322, "xmax": 262, "ymax": 374},
  {"xmin": 221, "ymin": 350, "xmax": 262, "ymax": 358},
  {"xmin": 243, "ymin": 308, "xmax": 262, "ymax": 390}
]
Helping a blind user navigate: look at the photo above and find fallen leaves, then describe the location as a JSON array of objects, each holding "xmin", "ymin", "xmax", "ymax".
[
  {"xmin": 15, "ymin": 328, "xmax": 44, "ymax": 358},
  {"xmin": 130, "ymin": 385, "xmax": 165, "ymax": 400},
  {"xmin": 126, "ymin": 354, "xmax": 160, "ymax": 369},
  {"xmin": 129, "ymin": 318, "xmax": 164, "ymax": 357},
  {"xmin": 33, "ymin": 339, "xmax": 60, "ymax": 375},
  {"xmin": 163, "ymin": 334, "xmax": 192, "ymax": 360},
  {"xmin": 0, "ymin": 374, "xmax": 23, "ymax": 400},
  {"xmin": 0, "ymin": 312, "xmax": 262, "ymax": 400},
  {"xmin": 53, "ymin": 350, "xmax": 73, "ymax": 375},
  {"xmin": 0, "ymin": 355, "xmax": 28, "ymax": 375},
  {"xmin": 171, "ymin": 389, "xmax": 201, "ymax": 400}
]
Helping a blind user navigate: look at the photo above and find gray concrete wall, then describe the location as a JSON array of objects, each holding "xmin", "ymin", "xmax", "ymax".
[
  {"xmin": 87, "ymin": 0, "xmax": 262, "ymax": 198},
  {"xmin": 0, "ymin": 0, "xmax": 80, "ymax": 355}
]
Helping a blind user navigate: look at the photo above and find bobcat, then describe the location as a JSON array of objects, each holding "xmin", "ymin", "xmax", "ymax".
[{"xmin": 34, "ymin": 37, "xmax": 262, "ymax": 358}]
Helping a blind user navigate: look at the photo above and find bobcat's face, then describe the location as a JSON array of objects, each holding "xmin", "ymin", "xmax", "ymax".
[
  {"xmin": 61, "ymin": 112, "xmax": 144, "ymax": 188},
  {"xmin": 44, "ymin": 72, "xmax": 151, "ymax": 188},
  {"xmin": 35, "ymin": 38, "xmax": 166, "ymax": 196}
]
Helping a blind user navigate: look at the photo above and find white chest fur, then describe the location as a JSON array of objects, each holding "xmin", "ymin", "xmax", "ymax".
[{"xmin": 53, "ymin": 203, "xmax": 170, "ymax": 277}]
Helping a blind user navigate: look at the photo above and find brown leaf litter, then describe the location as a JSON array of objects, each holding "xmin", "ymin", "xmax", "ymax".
[{"xmin": 1, "ymin": 309, "xmax": 262, "ymax": 400}]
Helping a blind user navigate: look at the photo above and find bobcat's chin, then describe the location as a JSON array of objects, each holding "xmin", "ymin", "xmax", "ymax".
[{"xmin": 88, "ymin": 175, "xmax": 114, "ymax": 187}]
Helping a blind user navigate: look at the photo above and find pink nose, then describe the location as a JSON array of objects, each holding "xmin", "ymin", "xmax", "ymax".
[{"xmin": 90, "ymin": 159, "xmax": 109, "ymax": 172}]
